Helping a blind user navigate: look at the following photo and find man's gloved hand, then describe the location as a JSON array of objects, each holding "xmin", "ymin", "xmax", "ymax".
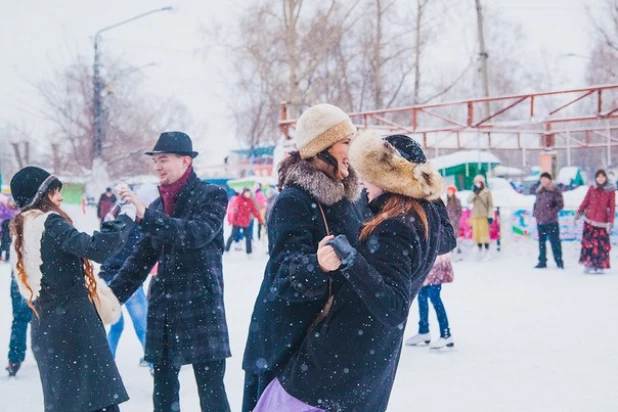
[
  {"xmin": 327, "ymin": 235, "xmax": 357, "ymax": 268},
  {"xmin": 488, "ymin": 217, "xmax": 494, "ymax": 225}
]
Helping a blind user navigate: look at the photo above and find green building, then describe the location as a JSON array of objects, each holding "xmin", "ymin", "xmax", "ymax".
[{"xmin": 431, "ymin": 150, "xmax": 501, "ymax": 190}]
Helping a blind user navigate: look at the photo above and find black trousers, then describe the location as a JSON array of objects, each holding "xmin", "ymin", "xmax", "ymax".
[
  {"xmin": 225, "ymin": 226, "xmax": 253, "ymax": 254},
  {"xmin": 153, "ymin": 360, "xmax": 230, "ymax": 412},
  {"xmin": 537, "ymin": 222, "xmax": 563, "ymax": 265},
  {"xmin": 242, "ymin": 370, "xmax": 276, "ymax": 412}
]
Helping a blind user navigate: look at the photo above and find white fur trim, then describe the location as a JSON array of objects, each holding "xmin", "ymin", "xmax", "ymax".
[
  {"xmin": 295, "ymin": 104, "xmax": 356, "ymax": 159},
  {"xmin": 93, "ymin": 278, "xmax": 122, "ymax": 325},
  {"xmin": 11, "ymin": 211, "xmax": 55, "ymax": 301}
]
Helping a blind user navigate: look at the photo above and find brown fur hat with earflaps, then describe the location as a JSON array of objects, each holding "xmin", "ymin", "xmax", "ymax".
[{"xmin": 349, "ymin": 130, "xmax": 443, "ymax": 200}]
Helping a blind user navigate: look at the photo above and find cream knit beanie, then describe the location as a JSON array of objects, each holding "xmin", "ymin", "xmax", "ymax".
[{"xmin": 295, "ymin": 104, "xmax": 356, "ymax": 159}]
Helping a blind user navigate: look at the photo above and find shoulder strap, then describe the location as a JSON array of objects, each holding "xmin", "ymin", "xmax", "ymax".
[
  {"xmin": 309, "ymin": 202, "xmax": 333, "ymax": 332},
  {"xmin": 317, "ymin": 203, "xmax": 331, "ymax": 236}
]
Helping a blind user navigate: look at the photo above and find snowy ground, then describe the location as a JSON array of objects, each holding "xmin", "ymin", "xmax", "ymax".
[{"xmin": 0, "ymin": 208, "xmax": 617, "ymax": 411}]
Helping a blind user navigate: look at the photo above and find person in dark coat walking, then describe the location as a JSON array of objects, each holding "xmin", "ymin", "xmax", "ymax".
[
  {"xmin": 533, "ymin": 172, "xmax": 564, "ymax": 269},
  {"xmin": 3, "ymin": 200, "xmax": 34, "ymax": 377},
  {"xmin": 109, "ymin": 131, "xmax": 231, "ymax": 412},
  {"xmin": 1, "ymin": 200, "xmax": 16, "ymax": 261},
  {"xmin": 97, "ymin": 187, "xmax": 117, "ymax": 227},
  {"xmin": 242, "ymin": 104, "xmax": 362, "ymax": 411},
  {"xmin": 9, "ymin": 166, "xmax": 135, "ymax": 412},
  {"xmin": 6, "ymin": 266, "xmax": 32, "ymax": 377},
  {"xmin": 253, "ymin": 131, "xmax": 452, "ymax": 411},
  {"xmin": 576, "ymin": 169, "xmax": 616, "ymax": 274},
  {"xmin": 225, "ymin": 188, "xmax": 264, "ymax": 255}
]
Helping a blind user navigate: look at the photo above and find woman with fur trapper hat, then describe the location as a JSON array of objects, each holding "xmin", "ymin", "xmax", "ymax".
[
  {"xmin": 9, "ymin": 166, "xmax": 136, "ymax": 412},
  {"xmin": 242, "ymin": 104, "xmax": 362, "ymax": 411},
  {"xmin": 253, "ymin": 131, "xmax": 455, "ymax": 412}
]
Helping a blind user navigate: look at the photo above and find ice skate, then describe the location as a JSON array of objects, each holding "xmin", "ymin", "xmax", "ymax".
[
  {"xmin": 405, "ymin": 333, "xmax": 431, "ymax": 346},
  {"xmin": 430, "ymin": 336, "xmax": 454, "ymax": 350},
  {"xmin": 481, "ymin": 249, "xmax": 491, "ymax": 262},
  {"xmin": 5, "ymin": 362, "xmax": 21, "ymax": 377}
]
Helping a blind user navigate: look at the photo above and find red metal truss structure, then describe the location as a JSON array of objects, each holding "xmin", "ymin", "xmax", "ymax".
[{"xmin": 278, "ymin": 85, "xmax": 618, "ymax": 152}]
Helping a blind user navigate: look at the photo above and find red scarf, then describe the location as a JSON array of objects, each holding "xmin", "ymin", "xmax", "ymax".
[{"xmin": 158, "ymin": 166, "xmax": 193, "ymax": 216}]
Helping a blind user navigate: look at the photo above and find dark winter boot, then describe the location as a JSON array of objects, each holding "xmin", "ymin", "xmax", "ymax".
[
  {"xmin": 534, "ymin": 262, "xmax": 547, "ymax": 269},
  {"xmin": 6, "ymin": 362, "xmax": 21, "ymax": 377},
  {"xmin": 557, "ymin": 261, "xmax": 564, "ymax": 269}
]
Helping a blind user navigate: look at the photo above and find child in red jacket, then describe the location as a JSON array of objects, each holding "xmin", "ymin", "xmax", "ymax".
[{"xmin": 225, "ymin": 188, "xmax": 264, "ymax": 255}]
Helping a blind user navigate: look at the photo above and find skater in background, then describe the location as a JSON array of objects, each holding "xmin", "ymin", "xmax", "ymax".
[
  {"xmin": 467, "ymin": 175, "xmax": 494, "ymax": 261},
  {"xmin": 4, "ymin": 201, "xmax": 33, "ymax": 377},
  {"xmin": 576, "ymin": 169, "xmax": 615, "ymax": 274},
  {"xmin": 533, "ymin": 172, "xmax": 564, "ymax": 269},
  {"xmin": 6, "ymin": 262, "xmax": 32, "ymax": 377},
  {"xmin": 253, "ymin": 131, "xmax": 450, "ymax": 411},
  {"xmin": 406, "ymin": 253, "xmax": 455, "ymax": 349},
  {"xmin": 446, "ymin": 185, "xmax": 462, "ymax": 256},
  {"xmin": 242, "ymin": 104, "xmax": 362, "ymax": 411},
  {"xmin": 255, "ymin": 183, "xmax": 268, "ymax": 241},
  {"xmin": 227, "ymin": 190, "xmax": 244, "ymax": 251},
  {"xmin": 10, "ymin": 166, "xmax": 135, "ymax": 411},
  {"xmin": 99, "ymin": 185, "xmax": 158, "ymax": 368},
  {"xmin": 1, "ymin": 200, "xmax": 17, "ymax": 261},
  {"xmin": 225, "ymin": 187, "xmax": 264, "ymax": 256},
  {"xmin": 97, "ymin": 187, "xmax": 117, "ymax": 228}
]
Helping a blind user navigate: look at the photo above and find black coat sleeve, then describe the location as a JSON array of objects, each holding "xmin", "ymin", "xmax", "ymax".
[
  {"xmin": 342, "ymin": 219, "xmax": 415, "ymax": 328},
  {"xmin": 140, "ymin": 185, "xmax": 227, "ymax": 250},
  {"xmin": 47, "ymin": 214, "xmax": 133, "ymax": 263},
  {"xmin": 108, "ymin": 233, "xmax": 158, "ymax": 303},
  {"xmin": 435, "ymin": 200, "xmax": 457, "ymax": 255},
  {"xmin": 268, "ymin": 193, "xmax": 330, "ymax": 302}
]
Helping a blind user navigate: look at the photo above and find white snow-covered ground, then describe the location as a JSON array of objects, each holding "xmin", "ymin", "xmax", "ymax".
[{"xmin": 0, "ymin": 207, "xmax": 617, "ymax": 411}]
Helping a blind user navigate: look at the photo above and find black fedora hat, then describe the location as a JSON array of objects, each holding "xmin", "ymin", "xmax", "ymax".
[{"xmin": 145, "ymin": 131, "xmax": 198, "ymax": 158}]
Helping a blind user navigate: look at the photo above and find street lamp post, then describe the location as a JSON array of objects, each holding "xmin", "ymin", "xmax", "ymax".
[{"xmin": 92, "ymin": 6, "xmax": 172, "ymax": 162}]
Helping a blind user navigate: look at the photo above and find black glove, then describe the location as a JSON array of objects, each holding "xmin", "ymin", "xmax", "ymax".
[
  {"xmin": 487, "ymin": 217, "xmax": 494, "ymax": 224},
  {"xmin": 327, "ymin": 234, "xmax": 357, "ymax": 268}
]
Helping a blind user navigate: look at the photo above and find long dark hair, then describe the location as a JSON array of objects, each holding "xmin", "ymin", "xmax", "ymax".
[
  {"xmin": 10, "ymin": 188, "xmax": 99, "ymax": 317},
  {"xmin": 277, "ymin": 149, "xmax": 340, "ymax": 191}
]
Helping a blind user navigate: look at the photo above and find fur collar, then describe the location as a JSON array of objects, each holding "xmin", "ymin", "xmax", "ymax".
[
  {"xmin": 11, "ymin": 210, "xmax": 56, "ymax": 301},
  {"xmin": 283, "ymin": 158, "xmax": 361, "ymax": 206}
]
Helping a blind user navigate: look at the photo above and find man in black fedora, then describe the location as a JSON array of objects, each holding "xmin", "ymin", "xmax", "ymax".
[{"xmin": 110, "ymin": 131, "xmax": 231, "ymax": 411}]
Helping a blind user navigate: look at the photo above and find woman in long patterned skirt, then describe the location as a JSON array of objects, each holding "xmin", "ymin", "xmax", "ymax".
[{"xmin": 576, "ymin": 169, "xmax": 616, "ymax": 274}]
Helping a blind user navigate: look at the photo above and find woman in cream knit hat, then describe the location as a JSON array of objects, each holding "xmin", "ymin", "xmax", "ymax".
[{"xmin": 242, "ymin": 103, "xmax": 362, "ymax": 411}]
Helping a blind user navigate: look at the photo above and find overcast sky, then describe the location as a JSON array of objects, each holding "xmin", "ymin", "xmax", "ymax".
[{"xmin": 0, "ymin": 0, "xmax": 593, "ymax": 167}]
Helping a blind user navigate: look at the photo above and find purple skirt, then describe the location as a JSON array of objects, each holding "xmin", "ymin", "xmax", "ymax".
[{"xmin": 253, "ymin": 378, "xmax": 325, "ymax": 412}]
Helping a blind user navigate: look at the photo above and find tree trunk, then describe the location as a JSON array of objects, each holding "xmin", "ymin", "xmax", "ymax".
[
  {"xmin": 475, "ymin": 0, "xmax": 491, "ymax": 117},
  {"xmin": 373, "ymin": 0, "xmax": 384, "ymax": 109},
  {"xmin": 413, "ymin": 0, "xmax": 424, "ymax": 105}
]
